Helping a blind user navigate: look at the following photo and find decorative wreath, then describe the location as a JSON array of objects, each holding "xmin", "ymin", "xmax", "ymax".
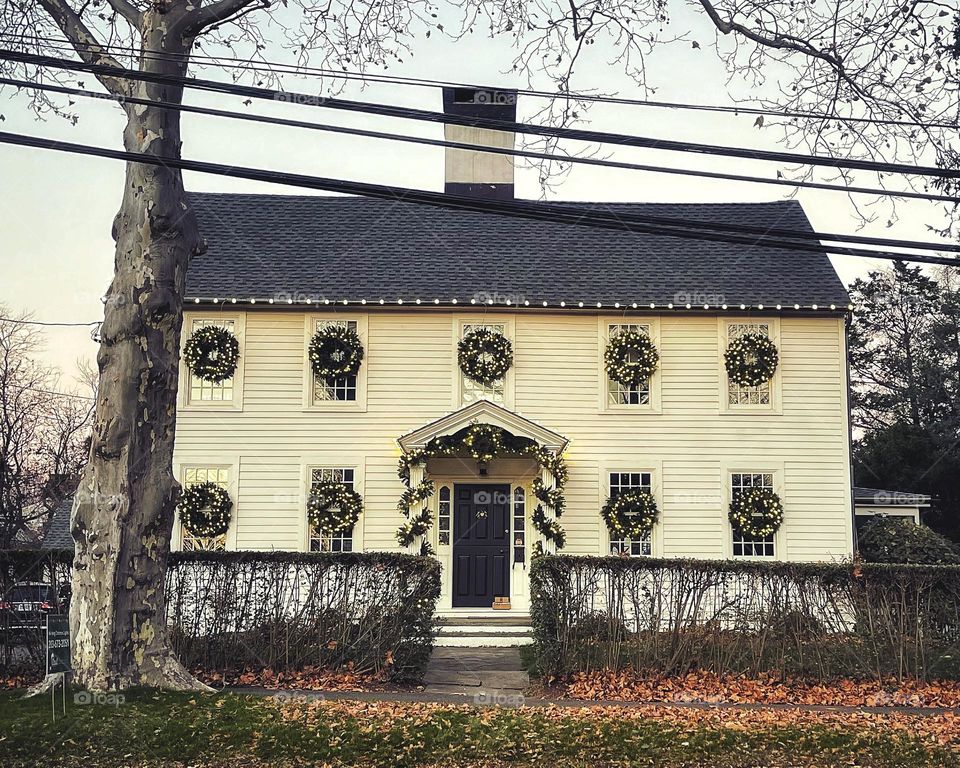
[
  {"xmin": 179, "ymin": 482, "xmax": 233, "ymax": 537},
  {"xmin": 724, "ymin": 333, "xmax": 779, "ymax": 387},
  {"xmin": 462, "ymin": 423, "xmax": 504, "ymax": 463},
  {"xmin": 601, "ymin": 489, "xmax": 659, "ymax": 540},
  {"xmin": 458, "ymin": 328, "xmax": 513, "ymax": 385},
  {"xmin": 728, "ymin": 487, "xmax": 784, "ymax": 538},
  {"xmin": 309, "ymin": 325, "xmax": 365, "ymax": 379},
  {"xmin": 183, "ymin": 326, "xmax": 240, "ymax": 383},
  {"xmin": 307, "ymin": 481, "xmax": 364, "ymax": 534},
  {"xmin": 604, "ymin": 330, "xmax": 659, "ymax": 387}
]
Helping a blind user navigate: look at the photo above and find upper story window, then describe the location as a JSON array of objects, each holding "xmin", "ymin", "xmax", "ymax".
[
  {"xmin": 609, "ymin": 471, "xmax": 653, "ymax": 556},
  {"xmin": 731, "ymin": 472, "xmax": 776, "ymax": 557},
  {"xmin": 313, "ymin": 319, "xmax": 358, "ymax": 403},
  {"xmin": 726, "ymin": 322, "xmax": 772, "ymax": 406},
  {"xmin": 606, "ymin": 323, "xmax": 652, "ymax": 407},
  {"xmin": 308, "ymin": 467, "xmax": 355, "ymax": 552},
  {"xmin": 180, "ymin": 466, "xmax": 229, "ymax": 551},
  {"xmin": 461, "ymin": 322, "xmax": 506, "ymax": 405},
  {"xmin": 188, "ymin": 318, "xmax": 236, "ymax": 404}
]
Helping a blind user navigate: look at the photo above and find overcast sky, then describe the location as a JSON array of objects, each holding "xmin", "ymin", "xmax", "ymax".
[{"xmin": 1, "ymin": 5, "xmax": 954, "ymax": 386}]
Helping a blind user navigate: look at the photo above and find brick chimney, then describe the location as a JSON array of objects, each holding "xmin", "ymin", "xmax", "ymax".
[{"xmin": 442, "ymin": 87, "xmax": 517, "ymax": 200}]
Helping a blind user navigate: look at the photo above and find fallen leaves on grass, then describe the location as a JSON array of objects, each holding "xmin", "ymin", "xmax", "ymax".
[{"xmin": 193, "ymin": 665, "xmax": 389, "ymax": 692}]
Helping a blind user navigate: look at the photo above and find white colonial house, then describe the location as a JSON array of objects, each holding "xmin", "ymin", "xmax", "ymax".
[{"xmin": 172, "ymin": 87, "xmax": 855, "ymax": 618}]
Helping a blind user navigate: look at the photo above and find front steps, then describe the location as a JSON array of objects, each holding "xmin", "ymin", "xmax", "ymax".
[
  {"xmin": 435, "ymin": 615, "xmax": 533, "ymax": 648},
  {"xmin": 424, "ymin": 647, "xmax": 529, "ymax": 698}
]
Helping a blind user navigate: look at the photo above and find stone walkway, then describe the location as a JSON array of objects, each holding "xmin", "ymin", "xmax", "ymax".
[{"xmin": 421, "ymin": 647, "xmax": 528, "ymax": 702}]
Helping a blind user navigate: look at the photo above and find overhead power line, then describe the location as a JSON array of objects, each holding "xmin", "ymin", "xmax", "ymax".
[
  {"xmin": 5, "ymin": 75, "xmax": 956, "ymax": 209},
  {"xmin": 3, "ymin": 32, "xmax": 956, "ymax": 131},
  {"xmin": 0, "ymin": 316, "xmax": 99, "ymax": 327},
  {"xmin": 1, "ymin": 128, "xmax": 957, "ymax": 268},
  {"xmin": 3, "ymin": 48, "xmax": 958, "ymax": 182},
  {"xmin": 5, "ymin": 383, "xmax": 95, "ymax": 401}
]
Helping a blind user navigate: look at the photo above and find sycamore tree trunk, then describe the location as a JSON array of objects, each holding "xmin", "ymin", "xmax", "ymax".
[{"xmin": 69, "ymin": 15, "xmax": 207, "ymax": 691}]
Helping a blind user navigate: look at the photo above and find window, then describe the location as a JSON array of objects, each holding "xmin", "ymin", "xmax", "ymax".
[
  {"xmin": 461, "ymin": 322, "xmax": 506, "ymax": 404},
  {"xmin": 313, "ymin": 319, "xmax": 358, "ymax": 402},
  {"xmin": 180, "ymin": 466, "xmax": 229, "ymax": 551},
  {"xmin": 188, "ymin": 318, "xmax": 236, "ymax": 403},
  {"xmin": 438, "ymin": 486, "xmax": 451, "ymax": 546},
  {"xmin": 308, "ymin": 467, "xmax": 355, "ymax": 552},
  {"xmin": 731, "ymin": 472, "xmax": 775, "ymax": 557},
  {"xmin": 609, "ymin": 472, "xmax": 653, "ymax": 556},
  {"xmin": 606, "ymin": 323, "xmax": 651, "ymax": 407},
  {"xmin": 727, "ymin": 323, "xmax": 771, "ymax": 406},
  {"xmin": 513, "ymin": 487, "xmax": 526, "ymax": 564}
]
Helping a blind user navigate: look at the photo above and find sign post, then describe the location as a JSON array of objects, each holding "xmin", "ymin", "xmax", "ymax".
[{"xmin": 46, "ymin": 614, "xmax": 70, "ymax": 720}]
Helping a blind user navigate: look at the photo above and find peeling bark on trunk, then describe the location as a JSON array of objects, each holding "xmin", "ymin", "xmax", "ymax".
[{"xmin": 69, "ymin": 16, "xmax": 208, "ymax": 691}]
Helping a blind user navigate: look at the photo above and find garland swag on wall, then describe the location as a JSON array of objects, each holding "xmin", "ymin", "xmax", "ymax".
[
  {"xmin": 728, "ymin": 487, "xmax": 784, "ymax": 538},
  {"xmin": 458, "ymin": 328, "xmax": 513, "ymax": 385},
  {"xmin": 724, "ymin": 332, "xmax": 779, "ymax": 387},
  {"xmin": 604, "ymin": 330, "xmax": 659, "ymax": 387},
  {"xmin": 396, "ymin": 423, "xmax": 567, "ymax": 549},
  {"xmin": 179, "ymin": 482, "xmax": 233, "ymax": 537},
  {"xmin": 309, "ymin": 325, "xmax": 365, "ymax": 379},
  {"xmin": 308, "ymin": 481, "xmax": 364, "ymax": 534},
  {"xmin": 183, "ymin": 326, "xmax": 240, "ymax": 383}
]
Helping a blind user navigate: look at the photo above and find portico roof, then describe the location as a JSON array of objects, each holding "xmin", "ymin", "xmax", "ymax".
[{"xmin": 398, "ymin": 400, "xmax": 569, "ymax": 453}]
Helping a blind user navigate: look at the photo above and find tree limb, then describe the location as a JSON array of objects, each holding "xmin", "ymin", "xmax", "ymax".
[
  {"xmin": 36, "ymin": 0, "xmax": 130, "ymax": 95},
  {"xmin": 189, "ymin": 0, "xmax": 264, "ymax": 34},
  {"xmin": 104, "ymin": 0, "xmax": 142, "ymax": 26}
]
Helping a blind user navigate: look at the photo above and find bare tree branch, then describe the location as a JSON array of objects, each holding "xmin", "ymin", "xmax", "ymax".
[{"xmin": 104, "ymin": 0, "xmax": 141, "ymax": 26}]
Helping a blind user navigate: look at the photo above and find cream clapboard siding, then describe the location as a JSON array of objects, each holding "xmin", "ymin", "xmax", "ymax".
[{"xmin": 174, "ymin": 310, "xmax": 853, "ymax": 561}]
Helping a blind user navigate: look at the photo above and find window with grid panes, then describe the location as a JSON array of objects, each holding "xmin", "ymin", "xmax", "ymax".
[
  {"xmin": 180, "ymin": 466, "xmax": 229, "ymax": 551},
  {"xmin": 461, "ymin": 322, "xmax": 506, "ymax": 404},
  {"xmin": 727, "ymin": 323, "xmax": 772, "ymax": 406},
  {"xmin": 313, "ymin": 319, "xmax": 358, "ymax": 402},
  {"xmin": 731, "ymin": 472, "xmax": 776, "ymax": 557},
  {"xmin": 513, "ymin": 487, "xmax": 526, "ymax": 563},
  {"xmin": 309, "ymin": 467, "xmax": 355, "ymax": 552},
  {"xmin": 609, "ymin": 472, "xmax": 653, "ymax": 556},
  {"xmin": 437, "ymin": 486, "xmax": 451, "ymax": 546},
  {"xmin": 607, "ymin": 323, "xmax": 652, "ymax": 406},
  {"xmin": 189, "ymin": 319, "xmax": 236, "ymax": 403}
]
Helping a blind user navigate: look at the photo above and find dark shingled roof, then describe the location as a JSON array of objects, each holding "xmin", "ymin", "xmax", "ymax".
[
  {"xmin": 185, "ymin": 194, "xmax": 850, "ymax": 308},
  {"xmin": 42, "ymin": 497, "xmax": 74, "ymax": 550},
  {"xmin": 853, "ymin": 487, "xmax": 932, "ymax": 505}
]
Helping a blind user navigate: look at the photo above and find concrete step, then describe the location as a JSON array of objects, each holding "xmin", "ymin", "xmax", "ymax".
[{"xmin": 436, "ymin": 622, "xmax": 532, "ymax": 647}]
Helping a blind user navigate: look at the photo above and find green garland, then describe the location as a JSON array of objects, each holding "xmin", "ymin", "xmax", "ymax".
[
  {"xmin": 179, "ymin": 482, "xmax": 233, "ymax": 537},
  {"xmin": 458, "ymin": 328, "xmax": 513, "ymax": 385},
  {"xmin": 532, "ymin": 505, "xmax": 566, "ymax": 549},
  {"xmin": 604, "ymin": 330, "xmax": 659, "ymax": 387},
  {"xmin": 396, "ymin": 423, "xmax": 567, "ymax": 549},
  {"xmin": 309, "ymin": 325, "xmax": 365, "ymax": 379},
  {"xmin": 601, "ymin": 488, "xmax": 659, "ymax": 540},
  {"xmin": 728, "ymin": 487, "xmax": 784, "ymax": 538},
  {"xmin": 307, "ymin": 481, "xmax": 364, "ymax": 534},
  {"xmin": 183, "ymin": 326, "xmax": 240, "ymax": 383},
  {"xmin": 724, "ymin": 332, "xmax": 779, "ymax": 387}
]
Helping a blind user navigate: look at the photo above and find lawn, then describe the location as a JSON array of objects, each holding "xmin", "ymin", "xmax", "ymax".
[{"xmin": 0, "ymin": 688, "xmax": 958, "ymax": 767}]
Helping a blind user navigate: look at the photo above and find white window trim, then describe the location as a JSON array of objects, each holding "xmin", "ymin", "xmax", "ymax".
[
  {"xmin": 172, "ymin": 455, "xmax": 241, "ymax": 551},
  {"xmin": 302, "ymin": 314, "xmax": 369, "ymax": 412},
  {"xmin": 720, "ymin": 459, "xmax": 785, "ymax": 560},
  {"xmin": 298, "ymin": 455, "xmax": 366, "ymax": 552},
  {"xmin": 599, "ymin": 460, "xmax": 663, "ymax": 557},
  {"xmin": 451, "ymin": 315, "xmax": 516, "ymax": 409},
  {"xmin": 179, "ymin": 313, "xmax": 246, "ymax": 412},
  {"xmin": 717, "ymin": 316, "xmax": 782, "ymax": 415},
  {"xmin": 855, "ymin": 507, "xmax": 921, "ymax": 525},
  {"xmin": 597, "ymin": 316, "xmax": 663, "ymax": 414}
]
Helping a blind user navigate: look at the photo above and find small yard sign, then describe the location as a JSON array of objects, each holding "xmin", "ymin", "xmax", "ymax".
[{"xmin": 46, "ymin": 614, "xmax": 71, "ymax": 674}]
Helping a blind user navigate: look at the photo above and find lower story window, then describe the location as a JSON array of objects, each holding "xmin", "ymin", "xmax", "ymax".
[
  {"xmin": 181, "ymin": 466, "xmax": 229, "ymax": 551},
  {"xmin": 309, "ymin": 467, "xmax": 355, "ymax": 552},
  {"xmin": 513, "ymin": 486, "xmax": 526, "ymax": 563},
  {"xmin": 731, "ymin": 472, "xmax": 775, "ymax": 557},
  {"xmin": 609, "ymin": 472, "xmax": 652, "ymax": 556},
  {"xmin": 437, "ymin": 486, "xmax": 451, "ymax": 546}
]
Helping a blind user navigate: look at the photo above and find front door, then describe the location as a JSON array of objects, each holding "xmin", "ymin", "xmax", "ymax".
[{"xmin": 452, "ymin": 484, "xmax": 510, "ymax": 608}]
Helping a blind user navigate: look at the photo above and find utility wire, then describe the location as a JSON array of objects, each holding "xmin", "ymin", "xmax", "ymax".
[
  {"xmin": 6, "ymin": 75, "xmax": 956, "ymax": 209},
  {"xmin": 4, "ymin": 383, "xmax": 95, "ymax": 401},
  {"xmin": 3, "ymin": 48, "xmax": 958, "ymax": 181},
  {"xmin": 3, "ymin": 31, "xmax": 956, "ymax": 132},
  {"xmin": 0, "ymin": 316, "xmax": 99, "ymax": 327},
  {"xmin": 1, "ymin": 128, "xmax": 957, "ymax": 268}
]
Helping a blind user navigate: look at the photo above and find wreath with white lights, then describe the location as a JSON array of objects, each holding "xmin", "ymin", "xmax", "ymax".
[
  {"xmin": 307, "ymin": 481, "xmax": 364, "ymax": 534},
  {"xmin": 601, "ymin": 489, "xmax": 659, "ymax": 540},
  {"xmin": 179, "ymin": 482, "xmax": 233, "ymax": 537},
  {"xmin": 724, "ymin": 333, "xmax": 779, "ymax": 387},
  {"xmin": 604, "ymin": 330, "xmax": 659, "ymax": 387},
  {"xmin": 728, "ymin": 487, "xmax": 784, "ymax": 538},
  {"xmin": 458, "ymin": 328, "xmax": 513, "ymax": 385},
  {"xmin": 309, "ymin": 325, "xmax": 365, "ymax": 379},
  {"xmin": 462, "ymin": 423, "xmax": 504, "ymax": 463},
  {"xmin": 183, "ymin": 326, "xmax": 240, "ymax": 383}
]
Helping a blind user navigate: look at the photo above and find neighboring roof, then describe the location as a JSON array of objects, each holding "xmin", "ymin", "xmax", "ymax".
[
  {"xmin": 42, "ymin": 497, "xmax": 74, "ymax": 549},
  {"xmin": 853, "ymin": 487, "xmax": 932, "ymax": 506},
  {"xmin": 185, "ymin": 194, "xmax": 850, "ymax": 309}
]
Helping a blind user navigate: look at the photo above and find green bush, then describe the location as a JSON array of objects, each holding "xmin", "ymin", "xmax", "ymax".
[{"xmin": 858, "ymin": 515, "xmax": 960, "ymax": 564}]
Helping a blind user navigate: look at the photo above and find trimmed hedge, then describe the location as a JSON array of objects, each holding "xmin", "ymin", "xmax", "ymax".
[
  {"xmin": 858, "ymin": 516, "xmax": 960, "ymax": 565},
  {"xmin": 2, "ymin": 549, "xmax": 441, "ymax": 683},
  {"xmin": 530, "ymin": 555, "xmax": 960, "ymax": 681}
]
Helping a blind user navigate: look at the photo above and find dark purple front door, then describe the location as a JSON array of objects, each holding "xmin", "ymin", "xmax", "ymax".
[{"xmin": 452, "ymin": 484, "xmax": 510, "ymax": 608}]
